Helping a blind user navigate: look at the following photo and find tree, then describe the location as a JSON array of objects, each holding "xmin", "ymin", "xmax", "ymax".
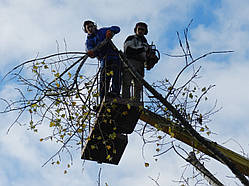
[{"xmin": 1, "ymin": 24, "xmax": 248, "ymax": 185}]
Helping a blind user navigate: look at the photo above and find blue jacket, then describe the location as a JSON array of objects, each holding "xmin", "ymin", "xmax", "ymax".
[{"xmin": 85, "ymin": 26, "xmax": 120, "ymax": 64}]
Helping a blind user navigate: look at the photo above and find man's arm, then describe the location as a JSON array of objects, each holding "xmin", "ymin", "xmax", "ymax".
[
  {"xmin": 108, "ymin": 26, "xmax": 120, "ymax": 34},
  {"xmin": 99, "ymin": 26, "xmax": 120, "ymax": 38}
]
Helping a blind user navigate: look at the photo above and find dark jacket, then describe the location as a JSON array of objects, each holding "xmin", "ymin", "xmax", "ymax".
[
  {"xmin": 124, "ymin": 35, "xmax": 148, "ymax": 61},
  {"xmin": 85, "ymin": 26, "xmax": 120, "ymax": 63}
]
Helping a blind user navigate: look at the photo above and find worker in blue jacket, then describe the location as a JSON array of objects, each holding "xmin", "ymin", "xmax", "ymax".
[{"xmin": 83, "ymin": 20, "xmax": 121, "ymax": 101}]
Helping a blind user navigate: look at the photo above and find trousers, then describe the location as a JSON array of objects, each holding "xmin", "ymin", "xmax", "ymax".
[
  {"xmin": 122, "ymin": 58, "xmax": 144, "ymax": 102},
  {"xmin": 100, "ymin": 58, "xmax": 121, "ymax": 100}
]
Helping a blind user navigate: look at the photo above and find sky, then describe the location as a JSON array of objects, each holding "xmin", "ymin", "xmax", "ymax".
[{"xmin": 1, "ymin": 0, "xmax": 249, "ymax": 185}]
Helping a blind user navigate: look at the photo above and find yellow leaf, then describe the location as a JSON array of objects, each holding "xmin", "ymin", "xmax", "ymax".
[
  {"xmin": 111, "ymin": 104, "xmax": 117, "ymax": 109},
  {"xmin": 33, "ymin": 65, "xmax": 38, "ymax": 70},
  {"xmin": 106, "ymin": 145, "xmax": 111, "ymax": 150},
  {"xmin": 50, "ymin": 121, "xmax": 55, "ymax": 127},
  {"xmin": 56, "ymin": 82, "xmax": 60, "ymax": 88},
  {"xmin": 55, "ymin": 72, "xmax": 60, "ymax": 77},
  {"xmin": 93, "ymin": 93, "xmax": 100, "ymax": 97},
  {"xmin": 82, "ymin": 124, "xmax": 86, "ymax": 129},
  {"xmin": 200, "ymin": 127, "xmax": 204, "ymax": 132},
  {"xmin": 107, "ymin": 108, "xmax": 111, "ymax": 113},
  {"xmin": 72, "ymin": 102, "xmax": 76, "ymax": 106},
  {"xmin": 122, "ymin": 111, "xmax": 128, "ymax": 116},
  {"xmin": 83, "ymin": 111, "xmax": 89, "ymax": 116},
  {"xmin": 189, "ymin": 93, "xmax": 193, "ymax": 99},
  {"xmin": 109, "ymin": 132, "xmax": 116, "ymax": 140},
  {"xmin": 168, "ymin": 127, "xmax": 171, "ymax": 133},
  {"xmin": 109, "ymin": 71, "xmax": 114, "ymax": 76},
  {"xmin": 168, "ymin": 86, "xmax": 173, "ymax": 91},
  {"xmin": 170, "ymin": 133, "xmax": 175, "ymax": 138},
  {"xmin": 31, "ymin": 103, "xmax": 37, "ymax": 108},
  {"xmin": 91, "ymin": 145, "xmax": 96, "ymax": 149},
  {"xmin": 68, "ymin": 72, "xmax": 71, "ymax": 78},
  {"xmin": 127, "ymin": 104, "xmax": 131, "ymax": 110},
  {"xmin": 168, "ymin": 127, "xmax": 174, "ymax": 138},
  {"xmin": 145, "ymin": 162, "xmax": 149, "ymax": 167},
  {"xmin": 56, "ymin": 161, "xmax": 60, "ymax": 165},
  {"xmin": 106, "ymin": 154, "xmax": 111, "ymax": 160}
]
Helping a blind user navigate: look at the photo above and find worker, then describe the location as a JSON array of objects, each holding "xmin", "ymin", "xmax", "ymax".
[
  {"xmin": 123, "ymin": 22, "xmax": 160, "ymax": 102},
  {"xmin": 83, "ymin": 20, "xmax": 122, "ymax": 101},
  {"xmin": 122, "ymin": 22, "xmax": 149, "ymax": 102}
]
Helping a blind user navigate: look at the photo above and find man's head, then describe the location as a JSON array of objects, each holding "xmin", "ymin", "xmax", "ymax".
[
  {"xmin": 83, "ymin": 20, "xmax": 97, "ymax": 34},
  {"xmin": 134, "ymin": 22, "xmax": 148, "ymax": 36}
]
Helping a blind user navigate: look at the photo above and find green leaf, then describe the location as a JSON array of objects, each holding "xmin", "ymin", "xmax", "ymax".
[
  {"xmin": 33, "ymin": 65, "xmax": 38, "ymax": 70},
  {"xmin": 54, "ymin": 72, "xmax": 60, "ymax": 77},
  {"xmin": 145, "ymin": 162, "xmax": 149, "ymax": 167},
  {"xmin": 202, "ymin": 87, "xmax": 206, "ymax": 92},
  {"xmin": 50, "ymin": 121, "xmax": 55, "ymax": 127},
  {"xmin": 189, "ymin": 93, "xmax": 193, "ymax": 99},
  {"xmin": 200, "ymin": 127, "xmax": 204, "ymax": 132}
]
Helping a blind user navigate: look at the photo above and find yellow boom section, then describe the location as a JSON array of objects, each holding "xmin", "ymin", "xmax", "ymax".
[{"xmin": 140, "ymin": 108, "xmax": 249, "ymax": 176}]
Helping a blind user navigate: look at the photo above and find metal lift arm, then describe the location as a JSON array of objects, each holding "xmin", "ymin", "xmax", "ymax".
[{"xmin": 140, "ymin": 108, "xmax": 249, "ymax": 177}]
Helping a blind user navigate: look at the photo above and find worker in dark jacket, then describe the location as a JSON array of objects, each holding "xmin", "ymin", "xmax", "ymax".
[
  {"xmin": 122, "ymin": 22, "xmax": 149, "ymax": 102},
  {"xmin": 83, "ymin": 20, "xmax": 121, "ymax": 101}
]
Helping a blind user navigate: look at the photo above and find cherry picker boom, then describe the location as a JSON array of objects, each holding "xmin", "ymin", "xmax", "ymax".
[
  {"xmin": 81, "ymin": 39, "xmax": 249, "ymax": 184},
  {"xmin": 140, "ymin": 108, "xmax": 249, "ymax": 177}
]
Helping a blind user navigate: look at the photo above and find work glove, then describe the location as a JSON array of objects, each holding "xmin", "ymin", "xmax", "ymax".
[
  {"xmin": 106, "ymin": 30, "xmax": 114, "ymax": 39},
  {"xmin": 87, "ymin": 50, "xmax": 95, "ymax": 58}
]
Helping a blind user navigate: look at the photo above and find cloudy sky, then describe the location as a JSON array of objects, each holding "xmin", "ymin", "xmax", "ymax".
[{"xmin": 1, "ymin": 0, "xmax": 249, "ymax": 185}]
